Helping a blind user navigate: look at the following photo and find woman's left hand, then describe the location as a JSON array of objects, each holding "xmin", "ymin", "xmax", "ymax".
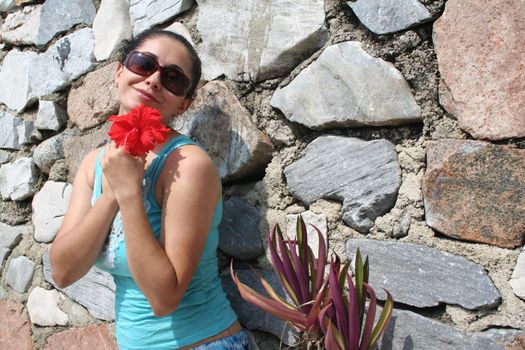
[{"xmin": 101, "ymin": 142, "xmax": 146, "ymax": 202}]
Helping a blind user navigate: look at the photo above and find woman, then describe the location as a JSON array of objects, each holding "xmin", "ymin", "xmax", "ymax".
[{"xmin": 50, "ymin": 29, "xmax": 247, "ymax": 350}]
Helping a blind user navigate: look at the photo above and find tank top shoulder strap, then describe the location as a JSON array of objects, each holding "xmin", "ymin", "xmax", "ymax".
[
  {"xmin": 91, "ymin": 147, "xmax": 106, "ymax": 204},
  {"xmin": 145, "ymin": 134, "xmax": 198, "ymax": 188}
]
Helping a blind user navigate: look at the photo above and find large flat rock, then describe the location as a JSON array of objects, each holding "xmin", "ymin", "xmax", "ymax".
[
  {"xmin": 271, "ymin": 41, "xmax": 421, "ymax": 130},
  {"xmin": 284, "ymin": 136, "xmax": 401, "ymax": 232},
  {"xmin": 32, "ymin": 181, "xmax": 72, "ymax": 243},
  {"xmin": 0, "ymin": 300, "xmax": 33, "ymax": 350},
  {"xmin": 93, "ymin": 0, "xmax": 132, "ymax": 61},
  {"xmin": 197, "ymin": 0, "xmax": 327, "ymax": 81},
  {"xmin": 43, "ymin": 324, "xmax": 117, "ymax": 350},
  {"xmin": 347, "ymin": 0, "xmax": 432, "ymax": 35},
  {"xmin": 423, "ymin": 139, "xmax": 525, "ymax": 248},
  {"xmin": 43, "ymin": 254, "xmax": 116, "ymax": 321},
  {"xmin": 176, "ymin": 81, "xmax": 273, "ymax": 182},
  {"xmin": 433, "ymin": 0, "xmax": 525, "ymax": 140},
  {"xmin": 129, "ymin": 0, "xmax": 194, "ymax": 36},
  {"xmin": 346, "ymin": 239, "xmax": 501, "ymax": 309}
]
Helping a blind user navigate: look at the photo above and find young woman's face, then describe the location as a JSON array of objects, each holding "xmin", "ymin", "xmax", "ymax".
[{"xmin": 115, "ymin": 36, "xmax": 194, "ymax": 124}]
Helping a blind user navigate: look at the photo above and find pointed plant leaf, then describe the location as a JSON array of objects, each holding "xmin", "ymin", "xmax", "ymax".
[
  {"xmin": 329, "ymin": 260, "xmax": 349, "ymax": 345},
  {"xmin": 275, "ymin": 225, "xmax": 304, "ymax": 303},
  {"xmin": 359, "ymin": 283, "xmax": 377, "ymax": 350},
  {"xmin": 288, "ymin": 239, "xmax": 311, "ymax": 304},
  {"xmin": 347, "ymin": 272, "xmax": 360, "ymax": 349},
  {"xmin": 310, "ymin": 224, "xmax": 327, "ymax": 292},
  {"xmin": 369, "ymin": 290, "xmax": 394, "ymax": 348}
]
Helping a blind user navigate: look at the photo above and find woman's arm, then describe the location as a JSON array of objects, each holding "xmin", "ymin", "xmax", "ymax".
[
  {"xmin": 102, "ymin": 142, "xmax": 220, "ymax": 317},
  {"xmin": 50, "ymin": 148, "xmax": 119, "ymax": 288}
]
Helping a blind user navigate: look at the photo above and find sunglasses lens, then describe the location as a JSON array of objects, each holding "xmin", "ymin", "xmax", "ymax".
[
  {"xmin": 126, "ymin": 52, "xmax": 157, "ymax": 76},
  {"xmin": 161, "ymin": 68, "xmax": 190, "ymax": 97}
]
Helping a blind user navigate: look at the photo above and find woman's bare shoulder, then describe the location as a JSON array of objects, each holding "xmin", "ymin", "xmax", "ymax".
[{"xmin": 75, "ymin": 146, "xmax": 106, "ymax": 187}]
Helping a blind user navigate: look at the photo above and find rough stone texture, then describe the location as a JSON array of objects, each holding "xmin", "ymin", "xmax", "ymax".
[
  {"xmin": 36, "ymin": 100, "xmax": 68, "ymax": 131},
  {"xmin": 64, "ymin": 123, "xmax": 110, "ymax": 183},
  {"xmin": 43, "ymin": 324, "xmax": 118, "ymax": 350},
  {"xmin": 284, "ymin": 136, "xmax": 401, "ymax": 232},
  {"xmin": 0, "ymin": 222, "xmax": 25, "ymax": 267},
  {"xmin": 423, "ymin": 140, "xmax": 525, "ymax": 248},
  {"xmin": 286, "ymin": 211, "xmax": 327, "ymax": 259},
  {"xmin": 33, "ymin": 133, "xmax": 70, "ymax": 173},
  {"xmin": 176, "ymin": 81, "xmax": 273, "ymax": 182},
  {"xmin": 477, "ymin": 329, "xmax": 525, "ymax": 350},
  {"xmin": 27, "ymin": 286, "xmax": 69, "ymax": 326},
  {"xmin": 219, "ymin": 196, "xmax": 264, "ymax": 261},
  {"xmin": 0, "ymin": 150, "xmax": 10, "ymax": 164},
  {"xmin": 379, "ymin": 308, "xmax": 506, "ymax": 350},
  {"xmin": 347, "ymin": 0, "xmax": 432, "ymax": 35},
  {"xmin": 0, "ymin": 110, "xmax": 33, "ymax": 150},
  {"xmin": 32, "ymin": 181, "xmax": 72, "ymax": 243},
  {"xmin": 271, "ymin": 41, "xmax": 421, "ymax": 130},
  {"xmin": 511, "ymin": 251, "xmax": 525, "ymax": 300},
  {"xmin": 0, "ymin": 0, "xmax": 16, "ymax": 11},
  {"xmin": 433, "ymin": 0, "xmax": 525, "ymax": 140},
  {"xmin": 0, "ymin": 5, "xmax": 41, "ymax": 45},
  {"xmin": 29, "ymin": 28, "xmax": 96, "ymax": 108},
  {"xmin": 43, "ymin": 254, "xmax": 116, "ymax": 321},
  {"xmin": 0, "ymin": 0, "xmax": 95, "ymax": 46},
  {"xmin": 0, "ymin": 50, "xmax": 39, "ymax": 112},
  {"xmin": 197, "ymin": 0, "xmax": 328, "ymax": 82},
  {"xmin": 346, "ymin": 239, "xmax": 501, "ymax": 309},
  {"xmin": 6, "ymin": 255, "xmax": 36, "ymax": 293},
  {"xmin": 222, "ymin": 269, "xmax": 298, "ymax": 345},
  {"xmin": 37, "ymin": 0, "xmax": 96, "ymax": 46},
  {"xmin": 0, "ymin": 157, "xmax": 38, "ymax": 201},
  {"xmin": 67, "ymin": 62, "xmax": 119, "ymax": 131},
  {"xmin": 129, "ymin": 0, "xmax": 194, "ymax": 36},
  {"xmin": 93, "ymin": 0, "xmax": 132, "ymax": 61},
  {"xmin": 0, "ymin": 300, "xmax": 34, "ymax": 350}
]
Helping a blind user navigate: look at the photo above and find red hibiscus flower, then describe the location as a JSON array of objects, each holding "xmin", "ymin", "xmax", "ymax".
[{"xmin": 108, "ymin": 104, "xmax": 171, "ymax": 156}]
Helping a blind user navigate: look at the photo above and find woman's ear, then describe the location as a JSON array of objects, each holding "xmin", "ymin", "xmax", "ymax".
[
  {"xmin": 176, "ymin": 98, "xmax": 193, "ymax": 115},
  {"xmin": 114, "ymin": 63, "xmax": 124, "ymax": 86}
]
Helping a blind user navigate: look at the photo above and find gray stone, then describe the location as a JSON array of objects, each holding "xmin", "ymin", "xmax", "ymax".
[
  {"xmin": 0, "ymin": 150, "xmax": 10, "ymax": 164},
  {"xmin": 0, "ymin": 222, "xmax": 24, "ymax": 249},
  {"xmin": 286, "ymin": 211, "xmax": 327, "ymax": 259},
  {"xmin": 36, "ymin": 0, "xmax": 96, "ymax": 46},
  {"xmin": 43, "ymin": 254, "xmax": 115, "ymax": 321},
  {"xmin": 27, "ymin": 286, "xmax": 69, "ymax": 326},
  {"xmin": 197, "ymin": 0, "xmax": 328, "ymax": 82},
  {"xmin": 93, "ymin": 0, "xmax": 132, "ymax": 61},
  {"xmin": 32, "ymin": 181, "xmax": 72, "ymax": 243},
  {"xmin": 222, "ymin": 269, "xmax": 298, "ymax": 345},
  {"xmin": 129, "ymin": 0, "xmax": 194, "ymax": 36},
  {"xmin": 347, "ymin": 0, "xmax": 432, "ymax": 35},
  {"xmin": 175, "ymin": 81, "xmax": 273, "ymax": 182},
  {"xmin": 33, "ymin": 133, "xmax": 69, "ymax": 173},
  {"xmin": 17, "ymin": 119, "xmax": 34, "ymax": 146},
  {"xmin": 0, "ymin": 110, "xmax": 25, "ymax": 149},
  {"xmin": 219, "ymin": 196, "xmax": 264, "ymax": 261},
  {"xmin": 511, "ymin": 251, "xmax": 525, "ymax": 300},
  {"xmin": 346, "ymin": 239, "xmax": 501, "ymax": 309},
  {"xmin": 6, "ymin": 256, "xmax": 36, "ymax": 293},
  {"xmin": 36, "ymin": 101, "xmax": 68, "ymax": 131},
  {"xmin": 0, "ymin": 50, "xmax": 38, "ymax": 112},
  {"xmin": 0, "ymin": 157, "xmax": 39, "ymax": 201},
  {"xmin": 29, "ymin": 28, "xmax": 96, "ymax": 107},
  {"xmin": 0, "ymin": 5, "xmax": 41, "ymax": 45},
  {"xmin": 284, "ymin": 136, "xmax": 401, "ymax": 232},
  {"xmin": 378, "ymin": 308, "xmax": 506, "ymax": 350},
  {"xmin": 0, "ymin": 0, "xmax": 16, "ymax": 11},
  {"xmin": 164, "ymin": 22, "xmax": 194, "ymax": 46},
  {"xmin": 271, "ymin": 41, "xmax": 421, "ymax": 130}
]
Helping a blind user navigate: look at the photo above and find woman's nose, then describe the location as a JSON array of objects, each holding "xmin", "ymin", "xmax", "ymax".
[{"xmin": 145, "ymin": 70, "xmax": 162, "ymax": 89}]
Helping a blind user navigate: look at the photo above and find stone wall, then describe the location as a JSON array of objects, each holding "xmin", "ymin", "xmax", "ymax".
[{"xmin": 0, "ymin": 0, "xmax": 524, "ymax": 349}]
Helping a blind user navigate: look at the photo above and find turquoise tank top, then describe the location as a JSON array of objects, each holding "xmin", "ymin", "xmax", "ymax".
[{"xmin": 91, "ymin": 135, "xmax": 237, "ymax": 350}]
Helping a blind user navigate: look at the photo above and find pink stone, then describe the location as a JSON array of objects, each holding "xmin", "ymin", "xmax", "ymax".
[
  {"xmin": 0, "ymin": 300, "xmax": 34, "ymax": 350},
  {"xmin": 43, "ymin": 324, "xmax": 117, "ymax": 350},
  {"xmin": 433, "ymin": 0, "xmax": 525, "ymax": 140},
  {"xmin": 423, "ymin": 139, "xmax": 525, "ymax": 248},
  {"xmin": 67, "ymin": 62, "xmax": 119, "ymax": 131}
]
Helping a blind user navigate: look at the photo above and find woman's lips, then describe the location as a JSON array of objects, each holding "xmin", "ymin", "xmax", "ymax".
[{"xmin": 135, "ymin": 88, "xmax": 160, "ymax": 103}]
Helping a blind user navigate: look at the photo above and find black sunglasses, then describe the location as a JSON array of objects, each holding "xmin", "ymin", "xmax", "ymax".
[{"xmin": 123, "ymin": 51, "xmax": 191, "ymax": 97}]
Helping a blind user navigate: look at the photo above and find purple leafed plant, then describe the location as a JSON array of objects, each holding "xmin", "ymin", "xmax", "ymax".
[{"xmin": 231, "ymin": 215, "xmax": 393, "ymax": 349}]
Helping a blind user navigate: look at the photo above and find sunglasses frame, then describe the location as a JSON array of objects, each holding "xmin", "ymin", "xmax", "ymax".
[{"xmin": 123, "ymin": 51, "xmax": 191, "ymax": 98}]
